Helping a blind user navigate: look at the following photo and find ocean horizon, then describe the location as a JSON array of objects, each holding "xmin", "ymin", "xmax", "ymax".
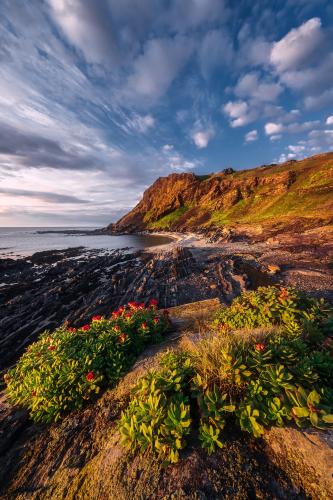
[{"xmin": 0, "ymin": 227, "xmax": 171, "ymax": 258}]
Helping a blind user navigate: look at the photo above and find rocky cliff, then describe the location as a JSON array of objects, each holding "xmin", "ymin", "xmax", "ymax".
[{"xmin": 107, "ymin": 152, "xmax": 333, "ymax": 239}]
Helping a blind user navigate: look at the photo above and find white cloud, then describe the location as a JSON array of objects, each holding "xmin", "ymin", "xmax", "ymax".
[
  {"xmin": 278, "ymin": 126, "xmax": 333, "ymax": 164},
  {"xmin": 304, "ymin": 88, "xmax": 333, "ymax": 110},
  {"xmin": 265, "ymin": 122, "xmax": 283, "ymax": 135},
  {"xmin": 223, "ymin": 100, "xmax": 248, "ymax": 119},
  {"xmin": 124, "ymin": 114, "xmax": 155, "ymax": 133},
  {"xmin": 278, "ymin": 153, "xmax": 297, "ymax": 163},
  {"xmin": 288, "ymin": 144, "xmax": 305, "ymax": 154},
  {"xmin": 326, "ymin": 116, "xmax": 333, "ymax": 125},
  {"xmin": 223, "ymin": 100, "xmax": 257, "ymax": 127},
  {"xmin": 245, "ymin": 129, "xmax": 258, "ymax": 142},
  {"xmin": 125, "ymin": 36, "xmax": 194, "ymax": 103},
  {"xmin": 198, "ymin": 29, "xmax": 234, "ymax": 79},
  {"xmin": 246, "ymin": 38, "xmax": 272, "ymax": 66},
  {"xmin": 270, "ymin": 18, "xmax": 324, "ymax": 73},
  {"xmin": 278, "ymin": 54, "xmax": 333, "ymax": 95},
  {"xmin": 270, "ymin": 134, "xmax": 282, "ymax": 141},
  {"xmin": 48, "ymin": 0, "xmax": 119, "ymax": 65},
  {"xmin": 287, "ymin": 120, "xmax": 320, "ymax": 133},
  {"xmin": 235, "ymin": 72, "xmax": 282, "ymax": 102},
  {"xmin": 167, "ymin": 0, "xmax": 228, "ymax": 32},
  {"xmin": 265, "ymin": 120, "xmax": 320, "ymax": 136},
  {"xmin": 192, "ymin": 128, "xmax": 215, "ymax": 149},
  {"xmin": 162, "ymin": 144, "xmax": 174, "ymax": 152}
]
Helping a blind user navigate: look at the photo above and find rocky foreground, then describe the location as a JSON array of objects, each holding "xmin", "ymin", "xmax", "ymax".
[
  {"xmin": 1, "ymin": 228, "xmax": 333, "ymax": 374},
  {"xmin": 0, "ymin": 299, "xmax": 332, "ymax": 499}
]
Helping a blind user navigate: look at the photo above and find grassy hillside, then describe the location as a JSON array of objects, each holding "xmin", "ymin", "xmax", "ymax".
[{"xmin": 132, "ymin": 153, "xmax": 333, "ymax": 233}]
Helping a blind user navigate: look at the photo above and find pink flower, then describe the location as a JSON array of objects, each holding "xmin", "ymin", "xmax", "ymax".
[
  {"xmin": 68, "ymin": 327, "xmax": 77, "ymax": 333},
  {"xmin": 86, "ymin": 371, "xmax": 95, "ymax": 382}
]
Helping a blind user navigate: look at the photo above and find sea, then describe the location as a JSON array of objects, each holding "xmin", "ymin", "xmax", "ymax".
[{"xmin": 0, "ymin": 227, "xmax": 173, "ymax": 258}]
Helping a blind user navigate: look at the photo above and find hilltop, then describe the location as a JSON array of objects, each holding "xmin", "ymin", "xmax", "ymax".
[{"xmin": 107, "ymin": 152, "xmax": 333, "ymax": 240}]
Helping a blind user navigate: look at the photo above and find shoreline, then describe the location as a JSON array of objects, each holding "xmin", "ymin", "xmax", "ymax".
[{"xmin": 1, "ymin": 228, "xmax": 333, "ymax": 371}]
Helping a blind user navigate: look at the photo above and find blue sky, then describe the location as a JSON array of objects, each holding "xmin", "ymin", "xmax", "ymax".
[{"xmin": 0, "ymin": 0, "xmax": 333, "ymax": 226}]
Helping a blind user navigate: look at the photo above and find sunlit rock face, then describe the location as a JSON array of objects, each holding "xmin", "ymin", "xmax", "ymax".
[{"xmin": 107, "ymin": 152, "xmax": 333, "ymax": 236}]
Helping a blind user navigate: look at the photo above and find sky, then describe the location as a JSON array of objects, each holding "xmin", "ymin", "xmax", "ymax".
[{"xmin": 0, "ymin": 0, "xmax": 333, "ymax": 227}]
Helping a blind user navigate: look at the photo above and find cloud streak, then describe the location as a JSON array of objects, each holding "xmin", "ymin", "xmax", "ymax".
[{"xmin": 0, "ymin": 1, "xmax": 332, "ymax": 226}]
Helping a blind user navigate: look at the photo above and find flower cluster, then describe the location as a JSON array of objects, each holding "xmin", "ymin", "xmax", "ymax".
[{"xmin": 5, "ymin": 300, "xmax": 169, "ymax": 423}]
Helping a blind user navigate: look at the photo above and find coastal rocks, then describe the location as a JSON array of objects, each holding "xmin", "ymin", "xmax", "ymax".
[
  {"xmin": 0, "ymin": 246, "xmax": 277, "ymax": 372},
  {"xmin": 264, "ymin": 427, "xmax": 333, "ymax": 499}
]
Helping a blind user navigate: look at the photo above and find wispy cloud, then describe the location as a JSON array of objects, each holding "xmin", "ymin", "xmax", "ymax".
[{"xmin": 0, "ymin": 1, "xmax": 332, "ymax": 225}]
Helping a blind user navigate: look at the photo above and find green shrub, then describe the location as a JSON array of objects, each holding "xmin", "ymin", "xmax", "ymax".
[
  {"xmin": 118, "ymin": 288, "xmax": 333, "ymax": 463},
  {"xmin": 5, "ymin": 300, "xmax": 169, "ymax": 423},
  {"xmin": 119, "ymin": 352, "xmax": 193, "ymax": 463},
  {"xmin": 213, "ymin": 286, "xmax": 332, "ymax": 336}
]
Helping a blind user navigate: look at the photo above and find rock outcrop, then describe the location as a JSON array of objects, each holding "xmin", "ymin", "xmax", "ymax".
[{"xmin": 106, "ymin": 152, "xmax": 333, "ymax": 239}]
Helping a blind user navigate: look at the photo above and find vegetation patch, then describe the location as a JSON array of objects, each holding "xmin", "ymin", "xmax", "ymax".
[
  {"xmin": 5, "ymin": 300, "xmax": 169, "ymax": 423},
  {"xmin": 149, "ymin": 207, "xmax": 189, "ymax": 229},
  {"xmin": 118, "ymin": 287, "xmax": 333, "ymax": 463}
]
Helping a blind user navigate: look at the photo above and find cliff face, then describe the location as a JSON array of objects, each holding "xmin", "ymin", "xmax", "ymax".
[{"xmin": 108, "ymin": 152, "xmax": 333, "ymax": 235}]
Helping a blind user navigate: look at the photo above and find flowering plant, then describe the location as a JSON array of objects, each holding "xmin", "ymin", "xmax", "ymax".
[{"xmin": 5, "ymin": 300, "xmax": 168, "ymax": 423}]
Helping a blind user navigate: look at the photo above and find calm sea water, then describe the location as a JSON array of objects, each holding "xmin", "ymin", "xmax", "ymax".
[{"xmin": 0, "ymin": 227, "xmax": 173, "ymax": 258}]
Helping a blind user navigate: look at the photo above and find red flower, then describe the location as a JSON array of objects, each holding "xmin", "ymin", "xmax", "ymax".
[
  {"xmin": 112, "ymin": 310, "xmax": 121, "ymax": 317},
  {"xmin": 153, "ymin": 318, "xmax": 159, "ymax": 325},
  {"xmin": 32, "ymin": 390, "xmax": 37, "ymax": 397},
  {"xmin": 141, "ymin": 322, "xmax": 148, "ymax": 330},
  {"xmin": 125, "ymin": 312, "xmax": 132, "ymax": 318},
  {"xmin": 68, "ymin": 327, "xmax": 77, "ymax": 333},
  {"xmin": 86, "ymin": 371, "xmax": 95, "ymax": 382},
  {"xmin": 92, "ymin": 315, "xmax": 102, "ymax": 321},
  {"xmin": 150, "ymin": 299, "xmax": 158, "ymax": 308},
  {"xmin": 138, "ymin": 303, "xmax": 145, "ymax": 309},
  {"xmin": 81, "ymin": 324, "xmax": 90, "ymax": 331},
  {"xmin": 255, "ymin": 343, "xmax": 265, "ymax": 352},
  {"xmin": 118, "ymin": 333, "xmax": 127, "ymax": 343},
  {"xmin": 279, "ymin": 288, "xmax": 289, "ymax": 301},
  {"xmin": 128, "ymin": 301, "xmax": 138, "ymax": 309},
  {"xmin": 114, "ymin": 325, "xmax": 120, "ymax": 332},
  {"xmin": 48, "ymin": 345, "xmax": 55, "ymax": 351}
]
